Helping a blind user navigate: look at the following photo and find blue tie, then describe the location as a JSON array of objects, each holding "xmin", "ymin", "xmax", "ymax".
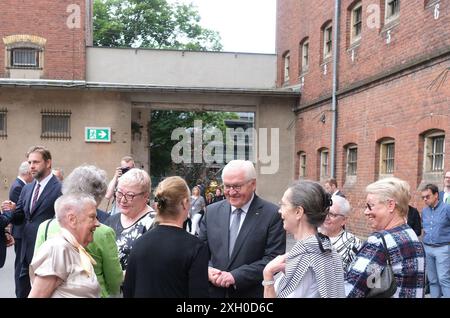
[{"xmin": 229, "ymin": 208, "xmax": 243, "ymax": 257}]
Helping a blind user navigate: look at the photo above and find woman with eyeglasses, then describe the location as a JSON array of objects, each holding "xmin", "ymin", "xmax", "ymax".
[
  {"xmin": 263, "ymin": 180, "xmax": 345, "ymax": 298},
  {"xmin": 105, "ymin": 168, "xmax": 156, "ymax": 271},
  {"xmin": 345, "ymin": 177, "xmax": 425, "ymax": 298},
  {"xmin": 319, "ymin": 195, "xmax": 362, "ymax": 271}
]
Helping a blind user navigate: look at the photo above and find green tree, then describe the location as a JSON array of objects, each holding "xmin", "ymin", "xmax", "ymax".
[
  {"xmin": 150, "ymin": 111, "xmax": 238, "ymax": 185},
  {"xmin": 93, "ymin": 0, "xmax": 222, "ymax": 51}
]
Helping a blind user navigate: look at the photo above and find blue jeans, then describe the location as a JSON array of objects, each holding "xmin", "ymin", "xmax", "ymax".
[{"xmin": 424, "ymin": 244, "xmax": 450, "ymax": 298}]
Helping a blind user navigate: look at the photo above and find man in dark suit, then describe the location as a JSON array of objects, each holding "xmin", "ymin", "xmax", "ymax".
[
  {"xmin": 8, "ymin": 161, "xmax": 33, "ymax": 295},
  {"xmin": 2, "ymin": 146, "xmax": 62, "ymax": 297},
  {"xmin": 324, "ymin": 178, "xmax": 345, "ymax": 198},
  {"xmin": 198, "ymin": 160, "xmax": 286, "ymax": 298}
]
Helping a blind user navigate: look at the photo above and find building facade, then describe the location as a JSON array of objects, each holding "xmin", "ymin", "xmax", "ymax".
[
  {"xmin": 277, "ymin": 0, "xmax": 450, "ymax": 236},
  {"xmin": 0, "ymin": 0, "xmax": 298, "ymax": 207}
]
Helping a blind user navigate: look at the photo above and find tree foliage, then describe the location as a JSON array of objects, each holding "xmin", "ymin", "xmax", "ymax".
[
  {"xmin": 150, "ymin": 111, "xmax": 238, "ymax": 184},
  {"xmin": 93, "ymin": 0, "xmax": 222, "ymax": 51}
]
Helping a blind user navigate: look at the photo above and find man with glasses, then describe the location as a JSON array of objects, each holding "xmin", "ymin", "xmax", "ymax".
[
  {"xmin": 198, "ymin": 160, "xmax": 285, "ymax": 298},
  {"xmin": 319, "ymin": 195, "xmax": 362, "ymax": 271},
  {"xmin": 421, "ymin": 183, "xmax": 450, "ymax": 298},
  {"xmin": 105, "ymin": 168, "xmax": 155, "ymax": 271}
]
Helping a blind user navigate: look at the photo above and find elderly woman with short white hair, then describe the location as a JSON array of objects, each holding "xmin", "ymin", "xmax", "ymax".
[
  {"xmin": 105, "ymin": 168, "xmax": 155, "ymax": 271},
  {"xmin": 29, "ymin": 193, "xmax": 100, "ymax": 298},
  {"xmin": 319, "ymin": 195, "xmax": 362, "ymax": 271},
  {"xmin": 345, "ymin": 177, "xmax": 425, "ymax": 298}
]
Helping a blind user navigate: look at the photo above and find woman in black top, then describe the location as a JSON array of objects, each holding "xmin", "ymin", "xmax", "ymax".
[{"xmin": 123, "ymin": 176, "xmax": 209, "ymax": 298}]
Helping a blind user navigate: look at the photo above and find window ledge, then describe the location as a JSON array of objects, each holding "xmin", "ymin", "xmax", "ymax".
[
  {"xmin": 426, "ymin": 0, "xmax": 440, "ymax": 9},
  {"xmin": 378, "ymin": 173, "xmax": 394, "ymax": 180},
  {"xmin": 347, "ymin": 40, "xmax": 361, "ymax": 52},
  {"xmin": 321, "ymin": 57, "xmax": 332, "ymax": 65},
  {"xmin": 299, "ymin": 69, "xmax": 309, "ymax": 77},
  {"xmin": 7, "ymin": 66, "xmax": 42, "ymax": 70},
  {"xmin": 381, "ymin": 17, "xmax": 400, "ymax": 33},
  {"xmin": 344, "ymin": 175, "xmax": 357, "ymax": 185}
]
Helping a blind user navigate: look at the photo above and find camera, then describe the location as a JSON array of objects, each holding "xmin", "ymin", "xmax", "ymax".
[{"xmin": 121, "ymin": 167, "xmax": 131, "ymax": 175}]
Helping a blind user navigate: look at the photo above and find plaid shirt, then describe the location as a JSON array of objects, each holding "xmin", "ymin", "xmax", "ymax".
[{"xmin": 345, "ymin": 224, "xmax": 425, "ymax": 298}]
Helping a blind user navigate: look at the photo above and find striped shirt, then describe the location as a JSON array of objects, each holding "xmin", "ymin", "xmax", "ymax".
[
  {"xmin": 345, "ymin": 224, "xmax": 425, "ymax": 298},
  {"xmin": 275, "ymin": 234, "xmax": 345, "ymax": 298},
  {"xmin": 329, "ymin": 230, "xmax": 362, "ymax": 272}
]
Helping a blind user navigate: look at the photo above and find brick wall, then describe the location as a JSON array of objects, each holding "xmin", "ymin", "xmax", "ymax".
[
  {"xmin": 278, "ymin": 0, "xmax": 450, "ymax": 237},
  {"xmin": 0, "ymin": 0, "xmax": 88, "ymax": 80}
]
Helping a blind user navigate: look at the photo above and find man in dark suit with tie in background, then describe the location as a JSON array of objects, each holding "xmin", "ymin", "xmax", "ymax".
[
  {"xmin": 8, "ymin": 161, "xmax": 33, "ymax": 295},
  {"xmin": 2, "ymin": 146, "xmax": 62, "ymax": 297},
  {"xmin": 198, "ymin": 160, "xmax": 286, "ymax": 298}
]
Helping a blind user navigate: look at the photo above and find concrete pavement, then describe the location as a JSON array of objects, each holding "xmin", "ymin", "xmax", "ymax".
[{"xmin": 0, "ymin": 246, "xmax": 16, "ymax": 298}]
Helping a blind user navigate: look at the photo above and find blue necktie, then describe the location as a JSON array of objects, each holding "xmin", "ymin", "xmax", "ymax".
[{"xmin": 229, "ymin": 208, "xmax": 243, "ymax": 257}]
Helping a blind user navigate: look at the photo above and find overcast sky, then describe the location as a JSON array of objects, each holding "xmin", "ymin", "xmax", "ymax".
[{"xmin": 167, "ymin": 0, "xmax": 276, "ymax": 54}]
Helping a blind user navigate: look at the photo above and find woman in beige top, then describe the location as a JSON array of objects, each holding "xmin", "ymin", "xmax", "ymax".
[{"xmin": 29, "ymin": 193, "xmax": 100, "ymax": 298}]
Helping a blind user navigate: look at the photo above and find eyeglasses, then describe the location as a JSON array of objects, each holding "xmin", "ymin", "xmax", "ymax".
[
  {"xmin": 115, "ymin": 190, "xmax": 145, "ymax": 202},
  {"xmin": 224, "ymin": 180, "xmax": 252, "ymax": 192},
  {"xmin": 327, "ymin": 212, "xmax": 345, "ymax": 219},
  {"xmin": 366, "ymin": 203, "xmax": 375, "ymax": 211},
  {"xmin": 421, "ymin": 194, "xmax": 431, "ymax": 200}
]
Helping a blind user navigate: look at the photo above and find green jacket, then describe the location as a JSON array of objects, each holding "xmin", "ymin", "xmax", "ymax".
[{"xmin": 34, "ymin": 219, "xmax": 123, "ymax": 298}]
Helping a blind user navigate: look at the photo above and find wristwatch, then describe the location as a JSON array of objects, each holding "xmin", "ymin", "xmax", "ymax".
[{"xmin": 262, "ymin": 280, "xmax": 275, "ymax": 286}]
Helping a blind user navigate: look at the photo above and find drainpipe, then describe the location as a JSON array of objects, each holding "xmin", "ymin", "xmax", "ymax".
[{"xmin": 331, "ymin": 0, "xmax": 341, "ymax": 179}]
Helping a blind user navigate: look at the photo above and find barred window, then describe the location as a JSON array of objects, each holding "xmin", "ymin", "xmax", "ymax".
[
  {"xmin": 283, "ymin": 51, "xmax": 290, "ymax": 83},
  {"xmin": 380, "ymin": 141, "xmax": 395, "ymax": 175},
  {"xmin": 320, "ymin": 149, "xmax": 329, "ymax": 177},
  {"xmin": 41, "ymin": 110, "xmax": 71, "ymax": 140},
  {"xmin": 299, "ymin": 152, "xmax": 306, "ymax": 178},
  {"xmin": 351, "ymin": 2, "xmax": 362, "ymax": 44},
  {"xmin": 323, "ymin": 22, "xmax": 333, "ymax": 60},
  {"xmin": 425, "ymin": 134, "xmax": 445, "ymax": 172},
  {"xmin": 11, "ymin": 48, "xmax": 39, "ymax": 67},
  {"xmin": 347, "ymin": 146, "xmax": 358, "ymax": 176},
  {"xmin": 0, "ymin": 108, "xmax": 7, "ymax": 138},
  {"xmin": 385, "ymin": 0, "xmax": 400, "ymax": 21}
]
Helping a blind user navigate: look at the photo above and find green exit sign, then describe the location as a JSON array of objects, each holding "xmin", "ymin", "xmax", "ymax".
[{"xmin": 85, "ymin": 127, "xmax": 111, "ymax": 143}]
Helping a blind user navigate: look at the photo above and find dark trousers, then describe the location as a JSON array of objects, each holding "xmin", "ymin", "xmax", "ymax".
[
  {"xmin": 13, "ymin": 239, "xmax": 22, "ymax": 298},
  {"xmin": 17, "ymin": 261, "xmax": 31, "ymax": 298}
]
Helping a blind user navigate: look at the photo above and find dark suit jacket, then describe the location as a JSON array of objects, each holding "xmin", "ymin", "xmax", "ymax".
[
  {"xmin": 12, "ymin": 176, "xmax": 62, "ymax": 265},
  {"xmin": 0, "ymin": 213, "xmax": 12, "ymax": 268},
  {"xmin": 9, "ymin": 178, "xmax": 26, "ymax": 239},
  {"xmin": 198, "ymin": 194, "xmax": 286, "ymax": 298},
  {"xmin": 407, "ymin": 205, "xmax": 422, "ymax": 237},
  {"xmin": 335, "ymin": 190, "xmax": 346, "ymax": 198}
]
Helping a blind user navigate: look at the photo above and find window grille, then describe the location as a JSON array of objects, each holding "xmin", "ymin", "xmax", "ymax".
[{"xmin": 41, "ymin": 109, "xmax": 71, "ymax": 140}]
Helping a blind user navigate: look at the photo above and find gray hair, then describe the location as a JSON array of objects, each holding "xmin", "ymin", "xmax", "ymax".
[
  {"xmin": 222, "ymin": 160, "xmax": 256, "ymax": 181},
  {"xmin": 18, "ymin": 161, "xmax": 30, "ymax": 176},
  {"xmin": 331, "ymin": 195, "xmax": 351, "ymax": 217},
  {"xmin": 365, "ymin": 177, "xmax": 410, "ymax": 217},
  {"xmin": 287, "ymin": 180, "xmax": 331, "ymax": 228},
  {"xmin": 118, "ymin": 168, "xmax": 151, "ymax": 194},
  {"xmin": 55, "ymin": 193, "xmax": 96, "ymax": 226},
  {"xmin": 62, "ymin": 165, "xmax": 108, "ymax": 206}
]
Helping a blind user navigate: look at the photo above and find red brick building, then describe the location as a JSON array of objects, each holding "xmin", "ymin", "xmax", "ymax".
[
  {"xmin": 276, "ymin": 0, "xmax": 450, "ymax": 236},
  {"xmin": 0, "ymin": 0, "xmax": 90, "ymax": 80}
]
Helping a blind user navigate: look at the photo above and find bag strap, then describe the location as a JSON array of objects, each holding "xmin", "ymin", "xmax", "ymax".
[
  {"xmin": 379, "ymin": 234, "xmax": 392, "ymax": 266},
  {"xmin": 44, "ymin": 217, "xmax": 55, "ymax": 241}
]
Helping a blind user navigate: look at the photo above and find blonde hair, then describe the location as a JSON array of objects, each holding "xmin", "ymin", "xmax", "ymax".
[
  {"xmin": 118, "ymin": 168, "xmax": 151, "ymax": 194},
  {"xmin": 154, "ymin": 176, "xmax": 190, "ymax": 218},
  {"xmin": 365, "ymin": 177, "xmax": 410, "ymax": 217}
]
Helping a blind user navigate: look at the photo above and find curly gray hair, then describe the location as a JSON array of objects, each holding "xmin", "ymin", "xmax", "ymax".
[{"xmin": 62, "ymin": 165, "xmax": 108, "ymax": 206}]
